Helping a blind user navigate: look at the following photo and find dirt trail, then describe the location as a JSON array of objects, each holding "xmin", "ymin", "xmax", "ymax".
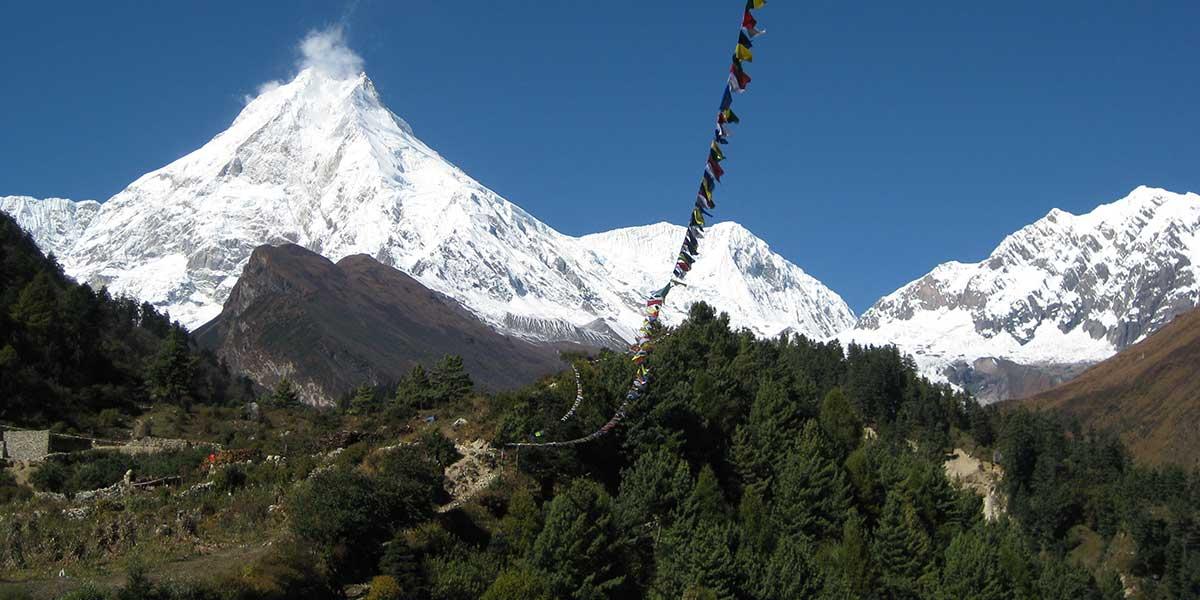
[{"xmin": 438, "ymin": 439, "xmax": 499, "ymax": 513}]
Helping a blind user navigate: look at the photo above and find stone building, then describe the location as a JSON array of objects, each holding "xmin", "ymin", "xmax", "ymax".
[{"xmin": 1, "ymin": 429, "xmax": 52, "ymax": 461}]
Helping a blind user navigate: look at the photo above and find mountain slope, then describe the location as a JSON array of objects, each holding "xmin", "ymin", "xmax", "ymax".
[
  {"xmin": 1017, "ymin": 306, "xmax": 1200, "ymax": 467},
  {"xmin": 0, "ymin": 196, "xmax": 100, "ymax": 259},
  {"xmin": 7, "ymin": 67, "xmax": 854, "ymax": 344},
  {"xmin": 845, "ymin": 186, "xmax": 1200, "ymax": 401},
  {"xmin": 0, "ymin": 211, "xmax": 253, "ymax": 427},
  {"xmin": 193, "ymin": 244, "xmax": 584, "ymax": 406},
  {"xmin": 582, "ymin": 222, "xmax": 855, "ymax": 338}
]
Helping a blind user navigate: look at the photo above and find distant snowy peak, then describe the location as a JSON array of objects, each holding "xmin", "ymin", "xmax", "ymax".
[
  {"xmin": 4, "ymin": 66, "xmax": 852, "ymax": 345},
  {"xmin": 0, "ymin": 196, "xmax": 100, "ymax": 258},
  {"xmin": 849, "ymin": 186, "xmax": 1200, "ymax": 390},
  {"xmin": 582, "ymin": 222, "xmax": 856, "ymax": 339}
]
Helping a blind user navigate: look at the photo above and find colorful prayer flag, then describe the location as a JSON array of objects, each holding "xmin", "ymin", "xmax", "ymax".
[
  {"xmin": 735, "ymin": 44, "xmax": 753, "ymax": 62},
  {"xmin": 707, "ymin": 157, "xmax": 725, "ymax": 180},
  {"xmin": 710, "ymin": 143, "xmax": 725, "ymax": 162},
  {"xmin": 742, "ymin": 10, "xmax": 757, "ymax": 30}
]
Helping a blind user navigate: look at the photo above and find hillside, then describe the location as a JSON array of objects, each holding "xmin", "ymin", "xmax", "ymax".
[
  {"xmin": 193, "ymin": 244, "xmax": 579, "ymax": 405},
  {"xmin": 1019, "ymin": 307, "xmax": 1200, "ymax": 467},
  {"xmin": 0, "ymin": 212, "xmax": 253, "ymax": 428},
  {"xmin": 11, "ymin": 301, "xmax": 1184, "ymax": 599}
]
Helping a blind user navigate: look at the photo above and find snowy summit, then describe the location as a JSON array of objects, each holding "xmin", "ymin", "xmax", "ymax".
[
  {"xmin": 844, "ymin": 186, "xmax": 1200, "ymax": 397},
  {"xmin": 3, "ymin": 67, "xmax": 855, "ymax": 345}
]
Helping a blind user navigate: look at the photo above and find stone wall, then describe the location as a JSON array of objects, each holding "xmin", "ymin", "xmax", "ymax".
[{"xmin": 2, "ymin": 430, "xmax": 51, "ymax": 461}]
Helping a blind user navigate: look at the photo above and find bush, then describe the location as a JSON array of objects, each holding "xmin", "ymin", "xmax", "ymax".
[
  {"xmin": 418, "ymin": 430, "xmax": 461, "ymax": 467},
  {"xmin": 213, "ymin": 464, "xmax": 248, "ymax": 494},
  {"xmin": 230, "ymin": 540, "xmax": 334, "ymax": 600},
  {"xmin": 29, "ymin": 460, "xmax": 68, "ymax": 493},
  {"xmin": 366, "ymin": 576, "xmax": 402, "ymax": 600},
  {"xmin": 0, "ymin": 470, "xmax": 32, "ymax": 505},
  {"xmin": 58, "ymin": 585, "xmax": 109, "ymax": 600}
]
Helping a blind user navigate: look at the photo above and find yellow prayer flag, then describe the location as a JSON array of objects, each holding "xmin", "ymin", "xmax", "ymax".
[{"xmin": 735, "ymin": 44, "xmax": 753, "ymax": 62}]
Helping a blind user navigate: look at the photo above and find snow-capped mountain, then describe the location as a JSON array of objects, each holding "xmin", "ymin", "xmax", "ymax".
[
  {"xmin": 1, "ymin": 196, "xmax": 100, "ymax": 258},
  {"xmin": 583, "ymin": 222, "xmax": 855, "ymax": 338},
  {"xmin": 3, "ymin": 67, "xmax": 854, "ymax": 344},
  {"xmin": 846, "ymin": 186, "xmax": 1200, "ymax": 401}
]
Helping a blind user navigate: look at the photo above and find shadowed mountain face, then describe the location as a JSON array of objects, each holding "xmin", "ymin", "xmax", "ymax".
[
  {"xmin": 1017, "ymin": 307, "xmax": 1200, "ymax": 467},
  {"xmin": 194, "ymin": 244, "xmax": 579, "ymax": 406}
]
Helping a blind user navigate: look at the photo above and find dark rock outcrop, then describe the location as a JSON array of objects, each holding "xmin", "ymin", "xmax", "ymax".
[{"xmin": 194, "ymin": 244, "xmax": 584, "ymax": 406}]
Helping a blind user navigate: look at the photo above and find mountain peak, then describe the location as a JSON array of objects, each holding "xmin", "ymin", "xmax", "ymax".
[
  {"xmin": 848, "ymin": 186, "xmax": 1200, "ymax": 402},
  {"xmin": 13, "ymin": 66, "xmax": 851, "ymax": 343}
]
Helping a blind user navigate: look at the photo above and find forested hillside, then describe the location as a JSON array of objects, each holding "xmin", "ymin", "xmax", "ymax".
[
  {"xmin": 2, "ymin": 295, "xmax": 1198, "ymax": 598},
  {"xmin": 0, "ymin": 212, "xmax": 254, "ymax": 428}
]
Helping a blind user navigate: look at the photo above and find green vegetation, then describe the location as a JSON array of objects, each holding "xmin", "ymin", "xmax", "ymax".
[
  {"xmin": 0, "ymin": 212, "xmax": 254, "ymax": 429},
  {"xmin": 1, "ymin": 210, "xmax": 1197, "ymax": 598}
]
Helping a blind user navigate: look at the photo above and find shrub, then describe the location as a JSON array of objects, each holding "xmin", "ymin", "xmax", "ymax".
[
  {"xmin": 29, "ymin": 460, "xmax": 68, "ymax": 493},
  {"xmin": 58, "ymin": 584, "xmax": 110, "ymax": 600},
  {"xmin": 418, "ymin": 430, "xmax": 461, "ymax": 468},
  {"xmin": 365, "ymin": 576, "xmax": 402, "ymax": 600},
  {"xmin": 212, "ymin": 464, "xmax": 248, "ymax": 494}
]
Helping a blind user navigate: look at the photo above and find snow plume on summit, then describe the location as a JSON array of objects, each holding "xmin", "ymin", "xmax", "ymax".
[
  {"xmin": 297, "ymin": 25, "xmax": 363, "ymax": 80},
  {"xmin": 3, "ymin": 55, "xmax": 854, "ymax": 345}
]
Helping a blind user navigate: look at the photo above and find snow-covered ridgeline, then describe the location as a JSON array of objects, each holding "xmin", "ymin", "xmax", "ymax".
[
  {"xmin": 1, "ymin": 68, "xmax": 855, "ymax": 344},
  {"xmin": 844, "ymin": 186, "xmax": 1200, "ymax": 386}
]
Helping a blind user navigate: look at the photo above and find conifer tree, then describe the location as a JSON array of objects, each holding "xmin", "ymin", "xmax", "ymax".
[
  {"xmin": 652, "ymin": 520, "xmax": 738, "ymax": 600},
  {"xmin": 272, "ymin": 377, "xmax": 301, "ymax": 408},
  {"xmin": 349, "ymin": 384, "xmax": 377, "ymax": 414},
  {"xmin": 773, "ymin": 420, "xmax": 851, "ymax": 542},
  {"xmin": 836, "ymin": 510, "xmax": 876, "ymax": 597},
  {"xmin": 818, "ymin": 387, "xmax": 862, "ymax": 459},
  {"xmin": 731, "ymin": 380, "xmax": 803, "ymax": 497},
  {"xmin": 145, "ymin": 327, "xmax": 196, "ymax": 407},
  {"xmin": 431, "ymin": 354, "xmax": 473, "ymax": 404},
  {"xmin": 10, "ymin": 272, "xmax": 58, "ymax": 337},
  {"xmin": 872, "ymin": 491, "xmax": 933, "ymax": 599},
  {"xmin": 396, "ymin": 364, "xmax": 434, "ymax": 409},
  {"xmin": 935, "ymin": 526, "xmax": 1006, "ymax": 600},
  {"xmin": 531, "ymin": 479, "xmax": 627, "ymax": 599}
]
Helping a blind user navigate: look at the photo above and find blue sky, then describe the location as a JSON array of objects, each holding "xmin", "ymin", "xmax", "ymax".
[{"xmin": 2, "ymin": 1, "xmax": 1198, "ymax": 313}]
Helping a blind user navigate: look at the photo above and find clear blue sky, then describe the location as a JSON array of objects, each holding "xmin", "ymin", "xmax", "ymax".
[{"xmin": 2, "ymin": 1, "xmax": 1198, "ymax": 313}]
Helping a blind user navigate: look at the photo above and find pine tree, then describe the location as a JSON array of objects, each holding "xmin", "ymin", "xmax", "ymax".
[
  {"xmin": 531, "ymin": 479, "xmax": 628, "ymax": 599},
  {"xmin": 493, "ymin": 487, "xmax": 543, "ymax": 557},
  {"xmin": 872, "ymin": 491, "xmax": 933, "ymax": 600},
  {"xmin": 272, "ymin": 378, "xmax": 301, "ymax": 408},
  {"xmin": 9, "ymin": 272, "xmax": 58, "ymax": 334},
  {"xmin": 349, "ymin": 384, "xmax": 378, "ymax": 414},
  {"xmin": 836, "ymin": 510, "xmax": 876, "ymax": 597},
  {"xmin": 652, "ymin": 520, "xmax": 738, "ymax": 600},
  {"xmin": 935, "ymin": 526, "xmax": 1006, "ymax": 600},
  {"xmin": 145, "ymin": 327, "xmax": 196, "ymax": 407},
  {"xmin": 684, "ymin": 465, "xmax": 727, "ymax": 524},
  {"xmin": 396, "ymin": 364, "xmax": 434, "ymax": 410},
  {"xmin": 431, "ymin": 354, "xmax": 473, "ymax": 404},
  {"xmin": 731, "ymin": 380, "xmax": 803, "ymax": 497},
  {"xmin": 818, "ymin": 387, "xmax": 862, "ymax": 459},
  {"xmin": 773, "ymin": 420, "xmax": 851, "ymax": 542}
]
